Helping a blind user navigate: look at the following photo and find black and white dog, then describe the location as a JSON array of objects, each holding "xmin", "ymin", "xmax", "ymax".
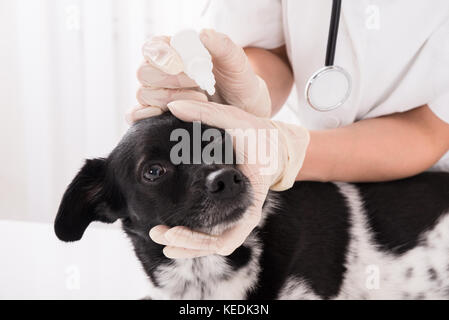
[{"xmin": 55, "ymin": 114, "xmax": 449, "ymax": 300}]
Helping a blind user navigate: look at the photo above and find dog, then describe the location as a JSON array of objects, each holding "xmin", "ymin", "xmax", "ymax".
[{"xmin": 55, "ymin": 113, "xmax": 449, "ymax": 300}]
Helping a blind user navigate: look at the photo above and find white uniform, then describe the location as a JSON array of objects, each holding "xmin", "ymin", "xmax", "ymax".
[{"xmin": 204, "ymin": 0, "xmax": 449, "ymax": 170}]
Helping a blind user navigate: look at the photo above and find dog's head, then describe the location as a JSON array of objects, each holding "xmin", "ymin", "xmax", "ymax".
[{"xmin": 55, "ymin": 113, "xmax": 252, "ymax": 242}]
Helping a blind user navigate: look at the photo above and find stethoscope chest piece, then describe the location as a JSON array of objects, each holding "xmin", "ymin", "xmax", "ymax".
[{"xmin": 305, "ymin": 65, "xmax": 351, "ymax": 112}]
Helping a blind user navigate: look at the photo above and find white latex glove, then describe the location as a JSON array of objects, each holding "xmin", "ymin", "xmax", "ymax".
[
  {"xmin": 149, "ymin": 100, "xmax": 310, "ymax": 259},
  {"xmin": 127, "ymin": 30, "xmax": 272, "ymax": 124}
]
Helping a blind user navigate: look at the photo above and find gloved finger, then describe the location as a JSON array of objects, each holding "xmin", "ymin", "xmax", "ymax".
[
  {"xmin": 137, "ymin": 62, "xmax": 198, "ymax": 89},
  {"xmin": 167, "ymin": 100, "xmax": 260, "ymax": 164},
  {"xmin": 164, "ymin": 226, "xmax": 220, "ymax": 252},
  {"xmin": 137, "ymin": 87, "xmax": 208, "ymax": 108},
  {"xmin": 126, "ymin": 105, "xmax": 164, "ymax": 125},
  {"xmin": 167, "ymin": 100, "xmax": 252, "ymax": 130},
  {"xmin": 142, "ymin": 36, "xmax": 184, "ymax": 75},
  {"xmin": 200, "ymin": 29, "xmax": 247, "ymax": 73},
  {"xmin": 214, "ymin": 206, "xmax": 263, "ymax": 256},
  {"xmin": 163, "ymin": 246, "xmax": 215, "ymax": 260},
  {"xmin": 149, "ymin": 225, "xmax": 171, "ymax": 246},
  {"xmin": 163, "ymin": 206, "xmax": 264, "ymax": 256},
  {"xmin": 199, "ymin": 30, "xmax": 271, "ymax": 118}
]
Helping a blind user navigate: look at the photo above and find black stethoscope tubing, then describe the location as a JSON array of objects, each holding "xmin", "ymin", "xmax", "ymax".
[{"xmin": 326, "ymin": 0, "xmax": 342, "ymax": 67}]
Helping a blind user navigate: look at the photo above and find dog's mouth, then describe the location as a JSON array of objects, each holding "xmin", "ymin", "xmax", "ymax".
[
  {"xmin": 195, "ymin": 204, "xmax": 250, "ymax": 236},
  {"xmin": 161, "ymin": 179, "xmax": 253, "ymax": 235},
  {"xmin": 165, "ymin": 198, "xmax": 252, "ymax": 235}
]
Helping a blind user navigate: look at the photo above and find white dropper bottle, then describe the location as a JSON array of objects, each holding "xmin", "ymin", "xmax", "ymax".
[{"xmin": 170, "ymin": 29, "xmax": 216, "ymax": 96}]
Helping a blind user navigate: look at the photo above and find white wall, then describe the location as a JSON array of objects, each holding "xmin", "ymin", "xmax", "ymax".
[
  {"xmin": 0, "ymin": 0, "xmax": 210, "ymax": 224},
  {"xmin": 0, "ymin": 0, "xmax": 28, "ymax": 223}
]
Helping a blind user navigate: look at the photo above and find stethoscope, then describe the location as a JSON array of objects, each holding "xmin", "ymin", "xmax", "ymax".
[{"xmin": 305, "ymin": 0, "xmax": 352, "ymax": 112}]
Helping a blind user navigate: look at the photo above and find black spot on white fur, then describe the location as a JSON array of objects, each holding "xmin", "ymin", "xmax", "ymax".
[
  {"xmin": 428, "ymin": 268, "xmax": 438, "ymax": 281},
  {"xmin": 405, "ymin": 268, "xmax": 414, "ymax": 279},
  {"xmin": 355, "ymin": 174, "xmax": 449, "ymax": 255},
  {"xmin": 248, "ymin": 182, "xmax": 351, "ymax": 300}
]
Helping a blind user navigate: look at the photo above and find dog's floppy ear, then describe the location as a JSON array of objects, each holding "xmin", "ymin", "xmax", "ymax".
[{"xmin": 55, "ymin": 158, "xmax": 126, "ymax": 242}]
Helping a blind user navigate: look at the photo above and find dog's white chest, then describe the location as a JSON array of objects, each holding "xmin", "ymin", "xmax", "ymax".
[{"xmin": 148, "ymin": 236, "xmax": 261, "ymax": 300}]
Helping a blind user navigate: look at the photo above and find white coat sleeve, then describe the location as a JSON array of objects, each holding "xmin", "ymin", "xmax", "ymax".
[{"xmin": 202, "ymin": 0, "xmax": 284, "ymax": 49}]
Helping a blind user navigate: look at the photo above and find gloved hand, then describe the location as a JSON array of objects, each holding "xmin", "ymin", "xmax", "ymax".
[
  {"xmin": 149, "ymin": 100, "xmax": 310, "ymax": 259},
  {"xmin": 127, "ymin": 30, "xmax": 272, "ymax": 124}
]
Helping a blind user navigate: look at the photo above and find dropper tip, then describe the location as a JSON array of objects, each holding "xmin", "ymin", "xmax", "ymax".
[{"xmin": 206, "ymin": 87, "xmax": 216, "ymax": 96}]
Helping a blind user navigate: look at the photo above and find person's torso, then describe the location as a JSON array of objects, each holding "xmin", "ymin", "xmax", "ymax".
[{"xmin": 281, "ymin": 0, "xmax": 449, "ymax": 170}]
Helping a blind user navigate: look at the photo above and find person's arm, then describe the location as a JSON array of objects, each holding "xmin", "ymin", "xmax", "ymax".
[
  {"xmin": 298, "ymin": 105, "xmax": 449, "ymax": 183},
  {"xmin": 245, "ymin": 47, "xmax": 449, "ymax": 182},
  {"xmin": 244, "ymin": 46, "xmax": 294, "ymax": 116}
]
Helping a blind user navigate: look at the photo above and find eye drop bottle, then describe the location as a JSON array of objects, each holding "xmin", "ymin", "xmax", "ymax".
[{"xmin": 170, "ymin": 30, "xmax": 216, "ymax": 96}]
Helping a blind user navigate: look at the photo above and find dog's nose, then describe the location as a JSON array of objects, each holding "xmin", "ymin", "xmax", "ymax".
[{"xmin": 206, "ymin": 168, "xmax": 244, "ymax": 199}]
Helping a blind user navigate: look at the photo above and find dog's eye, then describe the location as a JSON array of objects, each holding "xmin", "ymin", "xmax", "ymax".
[{"xmin": 143, "ymin": 164, "xmax": 167, "ymax": 182}]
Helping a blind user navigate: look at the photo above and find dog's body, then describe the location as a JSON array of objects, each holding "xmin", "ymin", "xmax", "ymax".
[{"xmin": 55, "ymin": 114, "xmax": 449, "ymax": 300}]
